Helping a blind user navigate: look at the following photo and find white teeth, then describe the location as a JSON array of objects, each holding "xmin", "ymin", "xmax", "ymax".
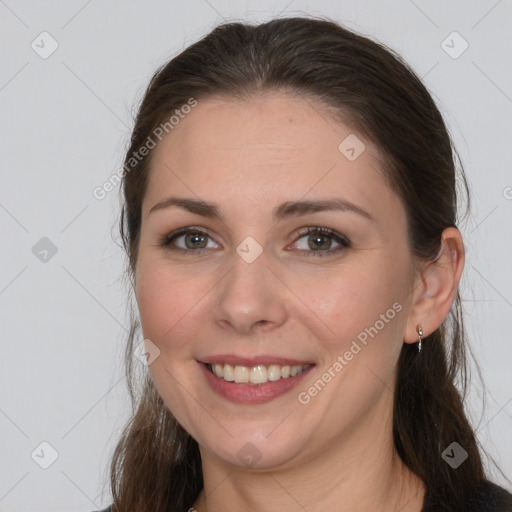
[
  {"xmin": 208, "ymin": 363, "xmax": 310, "ymax": 384},
  {"xmin": 222, "ymin": 364, "xmax": 234, "ymax": 381},
  {"xmin": 267, "ymin": 365, "xmax": 282, "ymax": 381},
  {"xmin": 249, "ymin": 365, "xmax": 267, "ymax": 384},
  {"xmin": 212, "ymin": 364, "xmax": 223, "ymax": 378},
  {"xmin": 233, "ymin": 365, "xmax": 249, "ymax": 383},
  {"xmin": 290, "ymin": 365, "xmax": 302, "ymax": 377}
]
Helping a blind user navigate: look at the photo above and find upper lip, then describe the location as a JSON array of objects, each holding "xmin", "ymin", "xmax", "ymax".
[{"xmin": 199, "ymin": 354, "xmax": 314, "ymax": 367}]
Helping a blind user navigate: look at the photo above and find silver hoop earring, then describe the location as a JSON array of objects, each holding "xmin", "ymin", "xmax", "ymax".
[{"xmin": 417, "ymin": 325, "xmax": 423, "ymax": 353}]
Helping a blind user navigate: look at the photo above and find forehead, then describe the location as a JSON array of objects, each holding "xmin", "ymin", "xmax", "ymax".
[
  {"xmin": 151, "ymin": 92, "xmax": 373, "ymax": 171},
  {"xmin": 143, "ymin": 93, "xmax": 400, "ymax": 224}
]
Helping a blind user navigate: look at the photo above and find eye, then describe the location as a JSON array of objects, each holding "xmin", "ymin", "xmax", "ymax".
[
  {"xmin": 160, "ymin": 227, "xmax": 219, "ymax": 254},
  {"xmin": 159, "ymin": 226, "xmax": 350, "ymax": 258},
  {"xmin": 290, "ymin": 227, "xmax": 350, "ymax": 257}
]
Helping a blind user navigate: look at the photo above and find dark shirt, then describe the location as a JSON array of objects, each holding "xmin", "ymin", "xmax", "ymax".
[
  {"xmin": 421, "ymin": 480, "xmax": 512, "ymax": 511},
  {"xmin": 95, "ymin": 480, "xmax": 512, "ymax": 511}
]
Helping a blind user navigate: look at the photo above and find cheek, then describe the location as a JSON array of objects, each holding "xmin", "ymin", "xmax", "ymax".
[
  {"xmin": 293, "ymin": 265, "xmax": 408, "ymax": 419},
  {"xmin": 293, "ymin": 260, "xmax": 406, "ymax": 353},
  {"xmin": 135, "ymin": 258, "xmax": 208, "ymax": 351}
]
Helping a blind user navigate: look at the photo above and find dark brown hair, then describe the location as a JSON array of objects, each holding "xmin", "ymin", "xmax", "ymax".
[{"xmin": 107, "ymin": 16, "xmax": 501, "ymax": 511}]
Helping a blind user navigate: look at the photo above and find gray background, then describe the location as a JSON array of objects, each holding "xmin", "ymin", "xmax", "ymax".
[{"xmin": 1, "ymin": 1, "xmax": 511, "ymax": 510}]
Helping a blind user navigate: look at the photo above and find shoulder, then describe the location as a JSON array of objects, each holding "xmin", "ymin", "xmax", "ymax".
[
  {"xmin": 94, "ymin": 484, "xmax": 512, "ymax": 512},
  {"xmin": 467, "ymin": 480, "xmax": 512, "ymax": 511},
  {"xmin": 422, "ymin": 480, "xmax": 512, "ymax": 511}
]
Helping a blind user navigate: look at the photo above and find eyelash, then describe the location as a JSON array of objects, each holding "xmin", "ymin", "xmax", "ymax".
[{"xmin": 159, "ymin": 226, "xmax": 350, "ymax": 258}]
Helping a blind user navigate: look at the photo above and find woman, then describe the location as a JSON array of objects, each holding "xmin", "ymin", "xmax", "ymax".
[{"xmin": 98, "ymin": 16, "xmax": 512, "ymax": 512}]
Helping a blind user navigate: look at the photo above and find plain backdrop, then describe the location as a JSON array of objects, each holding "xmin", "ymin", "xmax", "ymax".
[{"xmin": 1, "ymin": 1, "xmax": 511, "ymax": 510}]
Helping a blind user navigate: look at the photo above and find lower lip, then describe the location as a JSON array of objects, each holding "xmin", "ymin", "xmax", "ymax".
[{"xmin": 198, "ymin": 362, "xmax": 314, "ymax": 404}]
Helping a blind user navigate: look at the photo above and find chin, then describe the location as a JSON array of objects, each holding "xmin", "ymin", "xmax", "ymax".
[{"xmin": 192, "ymin": 419, "xmax": 315, "ymax": 471}]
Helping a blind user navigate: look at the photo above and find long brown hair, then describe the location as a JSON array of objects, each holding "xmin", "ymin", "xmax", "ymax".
[{"xmin": 107, "ymin": 16, "xmax": 500, "ymax": 511}]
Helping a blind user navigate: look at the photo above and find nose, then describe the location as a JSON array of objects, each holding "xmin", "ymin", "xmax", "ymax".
[{"xmin": 211, "ymin": 249, "xmax": 288, "ymax": 335}]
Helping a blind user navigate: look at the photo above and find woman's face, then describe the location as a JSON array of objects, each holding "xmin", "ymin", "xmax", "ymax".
[{"xmin": 135, "ymin": 93, "xmax": 417, "ymax": 470}]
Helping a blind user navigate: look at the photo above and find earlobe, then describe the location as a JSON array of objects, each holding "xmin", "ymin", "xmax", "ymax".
[{"xmin": 403, "ymin": 227, "xmax": 465, "ymax": 344}]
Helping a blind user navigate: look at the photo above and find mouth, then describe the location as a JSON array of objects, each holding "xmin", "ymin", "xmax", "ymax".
[
  {"xmin": 197, "ymin": 357, "xmax": 316, "ymax": 404},
  {"xmin": 205, "ymin": 362, "xmax": 312, "ymax": 385}
]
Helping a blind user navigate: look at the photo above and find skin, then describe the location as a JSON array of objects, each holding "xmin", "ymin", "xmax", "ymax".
[{"xmin": 134, "ymin": 92, "xmax": 465, "ymax": 512}]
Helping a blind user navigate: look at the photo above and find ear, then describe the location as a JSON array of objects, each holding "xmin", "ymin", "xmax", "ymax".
[{"xmin": 403, "ymin": 227, "xmax": 465, "ymax": 344}]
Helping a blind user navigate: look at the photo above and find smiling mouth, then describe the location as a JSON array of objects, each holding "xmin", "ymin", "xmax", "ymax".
[{"xmin": 205, "ymin": 362, "xmax": 313, "ymax": 385}]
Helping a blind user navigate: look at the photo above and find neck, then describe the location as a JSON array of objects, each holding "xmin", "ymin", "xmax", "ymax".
[{"xmin": 192, "ymin": 396, "xmax": 425, "ymax": 512}]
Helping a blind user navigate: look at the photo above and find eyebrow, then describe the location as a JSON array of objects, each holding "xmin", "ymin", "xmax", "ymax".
[{"xmin": 149, "ymin": 196, "xmax": 375, "ymax": 223}]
